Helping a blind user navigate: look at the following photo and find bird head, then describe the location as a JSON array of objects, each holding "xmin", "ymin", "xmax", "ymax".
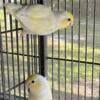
[
  {"xmin": 26, "ymin": 74, "xmax": 48, "ymax": 95},
  {"xmin": 59, "ymin": 11, "xmax": 74, "ymax": 29}
]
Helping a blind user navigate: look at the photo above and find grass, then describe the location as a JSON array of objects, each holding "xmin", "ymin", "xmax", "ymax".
[{"xmin": 47, "ymin": 38, "xmax": 100, "ymax": 81}]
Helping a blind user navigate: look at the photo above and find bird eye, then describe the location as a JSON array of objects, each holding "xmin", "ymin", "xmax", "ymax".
[
  {"xmin": 31, "ymin": 80, "xmax": 35, "ymax": 83},
  {"xmin": 67, "ymin": 18, "xmax": 71, "ymax": 21}
]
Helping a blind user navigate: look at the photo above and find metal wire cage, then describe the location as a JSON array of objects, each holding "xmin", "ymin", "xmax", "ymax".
[{"xmin": 0, "ymin": 0, "xmax": 100, "ymax": 100}]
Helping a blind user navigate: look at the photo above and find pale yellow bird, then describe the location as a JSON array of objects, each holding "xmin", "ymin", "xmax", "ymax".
[
  {"xmin": 5, "ymin": 3, "xmax": 74, "ymax": 35},
  {"xmin": 26, "ymin": 74, "xmax": 52, "ymax": 100}
]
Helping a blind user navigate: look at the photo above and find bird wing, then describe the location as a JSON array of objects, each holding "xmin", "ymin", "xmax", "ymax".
[
  {"xmin": 17, "ymin": 4, "xmax": 52, "ymax": 19},
  {"xmin": 15, "ymin": 4, "xmax": 57, "ymax": 35}
]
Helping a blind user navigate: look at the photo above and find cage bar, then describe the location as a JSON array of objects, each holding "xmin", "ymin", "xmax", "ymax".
[
  {"xmin": 71, "ymin": 0, "xmax": 74, "ymax": 100},
  {"xmin": 37, "ymin": 0, "xmax": 47, "ymax": 76}
]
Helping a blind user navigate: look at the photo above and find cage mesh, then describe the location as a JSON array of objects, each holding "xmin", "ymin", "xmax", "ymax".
[{"xmin": 0, "ymin": 0, "xmax": 100, "ymax": 100}]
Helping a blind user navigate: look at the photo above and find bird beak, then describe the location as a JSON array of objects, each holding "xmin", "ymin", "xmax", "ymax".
[
  {"xmin": 70, "ymin": 21, "xmax": 74, "ymax": 27},
  {"xmin": 28, "ymin": 88, "xmax": 30, "ymax": 93}
]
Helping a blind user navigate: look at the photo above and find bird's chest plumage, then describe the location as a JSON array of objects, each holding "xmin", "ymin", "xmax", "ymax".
[
  {"xmin": 28, "ymin": 89, "xmax": 52, "ymax": 100},
  {"xmin": 28, "ymin": 95, "xmax": 50, "ymax": 100}
]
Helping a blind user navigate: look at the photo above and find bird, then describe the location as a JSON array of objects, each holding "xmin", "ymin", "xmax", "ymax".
[
  {"xmin": 4, "ymin": 3, "xmax": 74, "ymax": 36},
  {"xmin": 26, "ymin": 74, "xmax": 52, "ymax": 100}
]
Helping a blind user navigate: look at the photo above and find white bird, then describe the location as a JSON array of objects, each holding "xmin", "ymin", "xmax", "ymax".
[
  {"xmin": 4, "ymin": 3, "xmax": 74, "ymax": 36},
  {"xmin": 26, "ymin": 74, "xmax": 52, "ymax": 100}
]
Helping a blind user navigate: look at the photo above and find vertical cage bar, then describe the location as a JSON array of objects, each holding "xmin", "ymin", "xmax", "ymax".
[
  {"xmin": 22, "ymin": 36, "xmax": 26, "ymax": 99},
  {"xmin": 57, "ymin": 0, "xmax": 60, "ymax": 99},
  {"xmin": 8, "ymin": 0, "xmax": 16, "ymax": 99},
  {"xmin": 38, "ymin": 36, "xmax": 47, "ymax": 76},
  {"xmin": 64, "ymin": 0, "xmax": 67, "ymax": 99},
  {"xmin": 91, "ymin": 0, "xmax": 96, "ymax": 99},
  {"xmin": 20, "ymin": 1, "xmax": 26, "ymax": 100},
  {"xmin": 84, "ymin": 0, "xmax": 88, "ymax": 99},
  {"xmin": 5, "ymin": 0, "xmax": 11, "ymax": 99},
  {"xmin": 71, "ymin": 0, "xmax": 74, "ymax": 100},
  {"xmin": 21, "ymin": 0, "xmax": 26, "ymax": 98},
  {"xmin": 78, "ymin": 0, "xmax": 81, "ymax": 100},
  {"xmin": 34, "ymin": 35, "xmax": 38, "ymax": 73},
  {"xmin": 10, "ymin": 12, "xmax": 16, "ymax": 100},
  {"xmin": 0, "ymin": 22, "xmax": 2, "ymax": 97},
  {"xmin": 64, "ymin": 1, "xmax": 67, "ymax": 100},
  {"xmin": 64, "ymin": 25, "xmax": 67, "ymax": 100},
  {"xmin": 58, "ymin": 32, "xmax": 60, "ymax": 100},
  {"xmin": 51, "ymin": 33, "xmax": 54, "ymax": 100},
  {"xmin": 31, "ymin": 35, "xmax": 34, "ymax": 73},
  {"xmin": 51, "ymin": 0, "xmax": 54, "ymax": 99},
  {"xmin": 14, "ymin": 0, "xmax": 21, "ymax": 98},
  {"xmin": 15, "ymin": 20, "xmax": 21, "ymax": 99},
  {"xmin": 2, "ymin": 0, "xmax": 9, "ymax": 99},
  {"xmin": 26, "ymin": 34, "xmax": 30, "ymax": 75},
  {"xmin": 37, "ymin": 0, "xmax": 47, "ymax": 77},
  {"xmin": 0, "ymin": 22, "xmax": 5, "ymax": 99}
]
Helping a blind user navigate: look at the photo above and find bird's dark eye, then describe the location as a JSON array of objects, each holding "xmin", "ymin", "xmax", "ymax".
[
  {"xmin": 31, "ymin": 80, "xmax": 35, "ymax": 83},
  {"xmin": 67, "ymin": 18, "xmax": 71, "ymax": 21}
]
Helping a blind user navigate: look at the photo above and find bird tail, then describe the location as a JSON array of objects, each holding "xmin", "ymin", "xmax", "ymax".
[{"xmin": 4, "ymin": 3, "xmax": 22, "ymax": 16}]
